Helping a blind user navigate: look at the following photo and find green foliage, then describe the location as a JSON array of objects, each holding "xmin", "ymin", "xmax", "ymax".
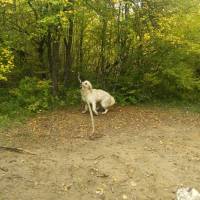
[
  {"xmin": 0, "ymin": 100, "xmax": 31, "ymax": 128},
  {"xmin": 10, "ymin": 77, "xmax": 52, "ymax": 112},
  {"xmin": 0, "ymin": 46, "xmax": 15, "ymax": 81},
  {"xmin": 61, "ymin": 88, "xmax": 81, "ymax": 106},
  {"xmin": 0, "ymin": 88, "xmax": 32, "ymax": 129}
]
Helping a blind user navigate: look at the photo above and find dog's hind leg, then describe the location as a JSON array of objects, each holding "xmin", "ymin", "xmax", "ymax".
[
  {"xmin": 82, "ymin": 104, "xmax": 88, "ymax": 113},
  {"xmin": 100, "ymin": 98, "xmax": 110, "ymax": 114},
  {"xmin": 102, "ymin": 109, "xmax": 108, "ymax": 114}
]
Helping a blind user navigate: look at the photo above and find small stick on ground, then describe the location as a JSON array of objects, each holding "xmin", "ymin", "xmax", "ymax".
[
  {"xmin": 0, "ymin": 167, "xmax": 8, "ymax": 172},
  {"xmin": 85, "ymin": 155, "xmax": 105, "ymax": 161},
  {"xmin": 0, "ymin": 146, "xmax": 36, "ymax": 155}
]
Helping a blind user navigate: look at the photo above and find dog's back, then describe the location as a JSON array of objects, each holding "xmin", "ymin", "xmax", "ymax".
[{"xmin": 93, "ymin": 89, "xmax": 114, "ymax": 103}]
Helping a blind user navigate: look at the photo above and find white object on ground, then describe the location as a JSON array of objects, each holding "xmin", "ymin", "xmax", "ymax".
[{"xmin": 176, "ymin": 187, "xmax": 200, "ymax": 200}]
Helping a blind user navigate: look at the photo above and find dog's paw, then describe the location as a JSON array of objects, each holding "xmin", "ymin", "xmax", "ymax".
[
  {"xmin": 102, "ymin": 109, "xmax": 108, "ymax": 114},
  {"xmin": 82, "ymin": 110, "xmax": 87, "ymax": 114}
]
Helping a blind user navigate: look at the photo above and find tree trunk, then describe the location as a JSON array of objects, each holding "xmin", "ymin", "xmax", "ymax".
[
  {"xmin": 120, "ymin": 2, "xmax": 129, "ymax": 72},
  {"xmin": 47, "ymin": 31, "xmax": 53, "ymax": 79},
  {"xmin": 64, "ymin": 1, "xmax": 74, "ymax": 87},
  {"xmin": 97, "ymin": 18, "xmax": 107, "ymax": 79},
  {"xmin": 135, "ymin": 6, "xmax": 144, "ymax": 70},
  {"xmin": 79, "ymin": 24, "xmax": 84, "ymax": 73},
  {"xmin": 52, "ymin": 40, "xmax": 60, "ymax": 96},
  {"xmin": 47, "ymin": 30, "xmax": 59, "ymax": 96},
  {"xmin": 38, "ymin": 38, "xmax": 46, "ymax": 79}
]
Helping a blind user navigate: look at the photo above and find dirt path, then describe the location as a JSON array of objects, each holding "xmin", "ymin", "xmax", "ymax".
[{"xmin": 0, "ymin": 106, "xmax": 200, "ymax": 200}]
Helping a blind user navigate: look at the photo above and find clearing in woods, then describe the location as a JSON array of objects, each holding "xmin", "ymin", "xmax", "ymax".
[{"xmin": 0, "ymin": 106, "xmax": 200, "ymax": 200}]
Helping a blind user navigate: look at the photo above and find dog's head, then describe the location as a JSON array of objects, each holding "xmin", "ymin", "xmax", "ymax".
[{"xmin": 81, "ymin": 80, "xmax": 92, "ymax": 90}]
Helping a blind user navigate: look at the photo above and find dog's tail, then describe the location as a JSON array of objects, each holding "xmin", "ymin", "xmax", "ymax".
[{"xmin": 110, "ymin": 96, "xmax": 115, "ymax": 106}]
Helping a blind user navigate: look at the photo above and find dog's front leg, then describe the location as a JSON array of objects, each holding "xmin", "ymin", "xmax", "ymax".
[
  {"xmin": 82, "ymin": 104, "xmax": 88, "ymax": 113},
  {"xmin": 92, "ymin": 102, "xmax": 98, "ymax": 115}
]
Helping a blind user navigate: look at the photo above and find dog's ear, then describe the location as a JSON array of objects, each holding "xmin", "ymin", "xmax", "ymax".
[{"xmin": 88, "ymin": 82, "xmax": 93, "ymax": 90}]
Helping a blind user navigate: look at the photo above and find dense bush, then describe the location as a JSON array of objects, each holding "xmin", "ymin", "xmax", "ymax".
[
  {"xmin": 106, "ymin": 37, "xmax": 200, "ymax": 105},
  {"xmin": 60, "ymin": 87, "xmax": 81, "ymax": 106},
  {"xmin": 0, "ymin": 46, "xmax": 15, "ymax": 81},
  {"xmin": 0, "ymin": 78, "xmax": 82, "ymax": 128},
  {"xmin": 10, "ymin": 77, "xmax": 52, "ymax": 112},
  {"xmin": 1, "ymin": 77, "xmax": 81, "ymax": 114}
]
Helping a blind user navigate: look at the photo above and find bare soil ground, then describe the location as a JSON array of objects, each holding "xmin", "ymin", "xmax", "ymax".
[{"xmin": 0, "ymin": 106, "xmax": 200, "ymax": 200}]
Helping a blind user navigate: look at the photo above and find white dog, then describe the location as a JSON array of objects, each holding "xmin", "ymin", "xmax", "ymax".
[{"xmin": 81, "ymin": 80, "xmax": 115, "ymax": 115}]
